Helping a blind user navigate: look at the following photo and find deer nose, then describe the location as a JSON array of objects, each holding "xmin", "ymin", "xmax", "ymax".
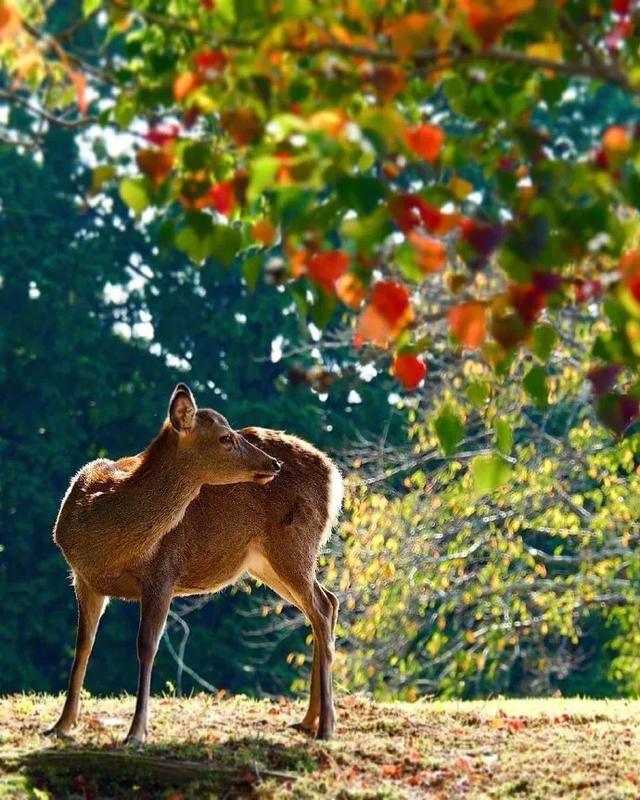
[{"xmin": 271, "ymin": 458, "xmax": 281, "ymax": 472}]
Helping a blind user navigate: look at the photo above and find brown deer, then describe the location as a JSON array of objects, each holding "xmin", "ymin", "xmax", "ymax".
[{"xmin": 48, "ymin": 383, "xmax": 342, "ymax": 744}]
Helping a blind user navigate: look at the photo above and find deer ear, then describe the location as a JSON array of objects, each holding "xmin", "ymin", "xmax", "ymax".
[{"xmin": 169, "ymin": 383, "xmax": 197, "ymax": 433}]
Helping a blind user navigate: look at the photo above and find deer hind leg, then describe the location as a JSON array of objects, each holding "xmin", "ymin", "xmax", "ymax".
[
  {"xmin": 46, "ymin": 576, "xmax": 107, "ymax": 737},
  {"xmin": 250, "ymin": 562, "xmax": 320, "ymax": 733},
  {"xmin": 125, "ymin": 579, "xmax": 173, "ymax": 746},
  {"xmin": 252, "ymin": 555, "xmax": 337, "ymax": 740},
  {"xmin": 297, "ymin": 585, "xmax": 339, "ymax": 733}
]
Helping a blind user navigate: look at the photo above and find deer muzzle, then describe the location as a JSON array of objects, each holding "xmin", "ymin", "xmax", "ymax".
[{"xmin": 253, "ymin": 457, "xmax": 282, "ymax": 485}]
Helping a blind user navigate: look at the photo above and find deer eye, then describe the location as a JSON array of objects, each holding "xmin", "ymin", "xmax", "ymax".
[{"xmin": 219, "ymin": 434, "xmax": 233, "ymax": 446}]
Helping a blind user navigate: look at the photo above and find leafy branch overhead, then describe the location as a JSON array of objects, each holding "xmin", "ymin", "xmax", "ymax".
[{"xmin": 3, "ymin": 0, "xmax": 640, "ymax": 433}]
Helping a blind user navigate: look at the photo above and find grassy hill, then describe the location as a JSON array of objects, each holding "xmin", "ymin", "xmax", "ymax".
[{"xmin": 0, "ymin": 694, "xmax": 638, "ymax": 798}]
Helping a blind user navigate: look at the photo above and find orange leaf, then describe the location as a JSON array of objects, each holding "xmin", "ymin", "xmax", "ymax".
[
  {"xmin": 308, "ymin": 109, "xmax": 347, "ymax": 136},
  {"xmin": 387, "ymin": 13, "xmax": 432, "ymax": 60},
  {"xmin": 448, "ymin": 301, "xmax": 486, "ymax": 348},
  {"xmin": 355, "ymin": 305, "xmax": 393, "ymax": 347},
  {"xmin": 603, "ymin": 124, "xmax": 631, "ymax": 154},
  {"xmin": 173, "ymin": 71, "xmax": 202, "ymax": 101},
  {"xmin": 335, "ymin": 273, "xmax": 365, "ymax": 309},
  {"xmin": 407, "ymin": 231, "xmax": 447, "ymax": 273},
  {"xmin": 136, "ymin": 148, "xmax": 175, "ymax": 186},
  {"xmin": 381, "ymin": 763, "xmax": 403, "ymax": 779},
  {"xmin": 251, "ymin": 219, "xmax": 276, "ymax": 246},
  {"xmin": 0, "ymin": 1, "xmax": 21, "ymax": 42},
  {"xmin": 69, "ymin": 70, "xmax": 88, "ymax": 114},
  {"xmin": 404, "ymin": 124, "xmax": 444, "ymax": 163},
  {"xmin": 308, "ymin": 250, "xmax": 350, "ymax": 292},
  {"xmin": 459, "ymin": 0, "xmax": 535, "ymax": 47}
]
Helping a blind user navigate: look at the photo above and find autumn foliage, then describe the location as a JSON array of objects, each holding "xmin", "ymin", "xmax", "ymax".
[{"xmin": 2, "ymin": 0, "xmax": 640, "ymax": 434}]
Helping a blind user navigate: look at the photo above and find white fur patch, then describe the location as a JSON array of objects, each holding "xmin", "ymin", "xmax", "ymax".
[{"xmin": 321, "ymin": 462, "xmax": 344, "ymax": 547}]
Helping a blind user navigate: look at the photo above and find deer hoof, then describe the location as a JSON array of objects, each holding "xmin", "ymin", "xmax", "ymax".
[
  {"xmin": 289, "ymin": 721, "xmax": 316, "ymax": 736},
  {"xmin": 43, "ymin": 725, "xmax": 74, "ymax": 740},
  {"xmin": 123, "ymin": 732, "xmax": 146, "ymax": 748},
  {"xmin": 315, "ymin": 723, "xmax": 335, "ymax": 741}
]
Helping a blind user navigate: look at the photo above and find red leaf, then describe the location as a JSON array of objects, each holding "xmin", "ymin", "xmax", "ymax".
[
  {"xmin": 575, "ymin": 279, "xmax": 602, "ymax": 303},
  {"xmin": 613, "ymin": 0, "xmax": 631, "ymax": 15},
  {"xmin": 195, "ymin": 48, "xmax": 226, "ymax": 76},
  {"xmin": 404, "ymin": 124, "xmax": 444, "ymax": 163},
  {"xmin": 461, "ymin": 218, "xmax": 504, "ymax": 257},
  {"xmin": 448, "ymin": 302, "xmax": 487, "ymax": 349},
  {"xmin": 596, "ymin": 392, "xmax": 640, "ymax": 435},
  {"xmin": 371, "ymin": 281, "xmax": 411, "ymax": 325},
  {"xmin": 209, "ymin": 181, "xmax": 235, "ymax": 215},
  {"xmin": 588, "ymin": 365, "xmax": 622, "ymax": 395},
  {"xmin": 356, "ymin": 282, "xmax": 413, "ymax": 346},
  {"xmin": 508, "ymin": 283, "xmax": 546, "ymax": 325},
  {"xmin": 393, "ymin": 354, "xmax": 427, "ymax": 390},
  {"xmin": 146, "ymin": 124, "xmax": 180, "ymax": 148},
  {"xmin": 308, "ymin": 250, "xmax": 349, "ymax": 293},
  {"xmin": 620, "ymin": 249, "xmax": 640, "ymax": 302},
  {"xmin": 389, "ymin": 194, "xmax": 443, "ymax": 234}
]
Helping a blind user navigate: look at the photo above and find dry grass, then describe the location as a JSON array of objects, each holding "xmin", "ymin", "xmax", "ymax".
[{"xmin": 0, "ymin": 694, "xmax": 639, "ymax": 798}]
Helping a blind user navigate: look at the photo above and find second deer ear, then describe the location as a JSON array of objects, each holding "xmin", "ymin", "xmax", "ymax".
[{"xmin": 169, "ymin": 384, "xmax": 197, "ymax": 433}]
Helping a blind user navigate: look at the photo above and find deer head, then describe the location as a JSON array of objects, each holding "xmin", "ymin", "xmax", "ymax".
[{"xmin": 168, "ymin": 384, "xmax": 281, "ymax": 486}]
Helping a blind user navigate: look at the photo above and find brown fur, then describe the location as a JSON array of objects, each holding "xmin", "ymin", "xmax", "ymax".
[{"xmin": 48, "ymin": 385, "xmax": 342, "ymax": 744}]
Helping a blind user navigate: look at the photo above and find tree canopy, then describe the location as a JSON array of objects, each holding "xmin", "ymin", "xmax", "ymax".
[{"xmin": 3, "ymin": 0, "xmax": 640, "ymax": 441}]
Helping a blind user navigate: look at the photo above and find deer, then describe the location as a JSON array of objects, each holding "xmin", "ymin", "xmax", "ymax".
[{"xmin": 47, "ymin": 383, "xmax": 343, "ymax": 745}]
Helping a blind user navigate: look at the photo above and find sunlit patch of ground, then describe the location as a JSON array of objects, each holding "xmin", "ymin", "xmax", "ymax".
[{"xmin": 0, "ymin": 694, "xmax": 638, "ymax": 798}]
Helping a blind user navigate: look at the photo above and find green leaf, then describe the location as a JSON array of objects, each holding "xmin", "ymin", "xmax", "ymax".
[
  {"xmin": 82, "ymin": 0, "xmax": 101, "ymax": 16},
  {"xmin": 466, "ymin": 381, "xmax": 490, "ymax": 408},
  {"xmin": 494, "ymin": 418, "xmax": 513, "ymax": 455},
  {"xmin": 249, "ymin": 157, "xmax": 280, "ymax": 201},
  {"xmin": 434, "ymin": 404, "xmax": 465, "ymax": 456},
  {"xmin": 470, "ymin": 454, "xmax": 512, "ymax": 496},
  {"xmin": 523, "ymin": 365, "xmax": 548, "ymax": 408},
  {"xmin": 532, "ymin": 324, "xmax": 557, "ymax": 362},
  {"xmin": 211, "ymin": 225, "xmax": 242, "ymax": 267},
  {"xmin": 396, "ymin": 242, "xmax": 423, "ymax": 283},
  {"xmin": 181, "ymin": 142, "xmax": 213, "ymax": 172},
  {"xmin": 242, "ymin": 254, "xmax": 263, "ymax": 290},
  {"xmin": 309, "ymin": 287, "xmax": 337, "ymax": 329},
  {"xmin": 118, "ymin": 178, "xmax": 150, "ymax": 217},
  {"xmin": 336, "ymin": 176, "xmax": 384, "ymax": 216},
  {"xmin": 91, "ymin": 165, "xmax": 116, "ymax": 195}
]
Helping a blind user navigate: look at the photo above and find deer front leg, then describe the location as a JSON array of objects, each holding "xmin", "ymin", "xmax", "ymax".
[
  {"xmin": 125, "ymin": 580, "xmax": 173, "ymax": 746},
  {"xmin": 46, "ymin": 577, "xmax": 107, "ymax": 737}
]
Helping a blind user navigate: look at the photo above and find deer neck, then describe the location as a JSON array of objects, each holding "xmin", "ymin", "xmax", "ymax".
[{"xmin": 115, "ymin": 427, "xmax": 203, "ymax": 542}]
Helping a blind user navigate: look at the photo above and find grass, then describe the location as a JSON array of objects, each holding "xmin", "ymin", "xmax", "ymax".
[{"xmin": 0, "ymin": 694, "xmax": 639, "ymax": 798}]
